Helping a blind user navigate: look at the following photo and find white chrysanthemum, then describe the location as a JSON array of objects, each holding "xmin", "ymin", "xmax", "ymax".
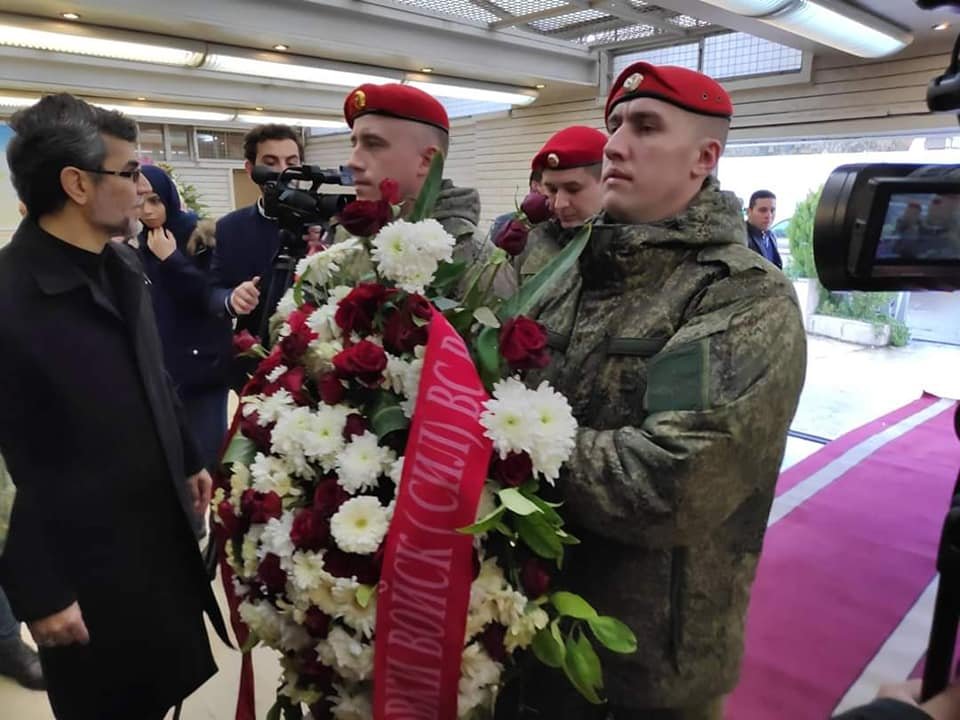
[
  {"xmin": 306, "ymin": 338, "xmax": 345, "ymax": 375},
  {"xmin": 266, "ymin": 364, "xmax": 289, "ymax": 384},
  {"xmin": 330, "ymin": 496, "xmax": 389, "ymax": 555},
  {"xmin": 466, "ymin": 558, "xmax": 509, "ymax": 638},
  {"xmin": 306, "ymin": 301, "xmax": 342, "ymax": 343},
  {"xmin": 480, "ymin": 377, "xmax": 538, "ymax": 458},
  {"xmin": 243, "ymin": 389, "xmax": 296, "ymax": 427},
  {"xmin": 317, "ymin": 627, "xmax": 374, "ymax": 683},
  {"xmin": 494, "ymin": 590, "xmax": 528, "ymax": 629},
  {"xmin": 259, "ymin": 513, "xmax": 296, "ymax": 568},
  {"xmin": 371, "ymin": 219, "xmax": 455, "ymax": 293},
  {"xmin": 331, "ymin": 684, "xmax": 373, "ymax": 720},
  {"xmin": 238, "ymin": 599, "xmax": 285, "ymax": 647},
  {"xmin": 276, "ymin": 287, "xmax": 298, "ymax": 319},
  {"xmin": 399, "ymin": 354, "xmax": 424, "ymax": 418},
  {"xmin": 290, "ymin": 550, "xmax": 330, "ymax": 593},
  {"xmin": 279, "ymin": 667, "xmax": 324, "ymax": 707},
  {"xmin": 329, "ymin": 285, "xmax": 353, "ymax": 302},
  {"xmin": 272, "ymin": 405, "xmax": 352, "ymax": 475},
  {"xmin": 303, "ymin": 404, "xmax": 353, "ymax": 468},
  {"xmin": 388, "ymin": 456, "xmax": 405, "ymax": 486},
  {"xmin": 506, "ymin": 606, "xmax": 549, "ymax": 652},
  {"xmin": 228, "ymin": 462, "xmax": 251, "ymax": 508},
  {"xmin": 279, "ymin": 618, "xmax": 314, "ymax": 652},
  {"xmin": 250, "ymin": 453, "xmax": 300, "ymax": 499},
  {"xmin": 458, "ymin": 643, "xmax": 503, "ymax": 719},
  {"xmin": 295, "ymin": 238, "xmax": 361, "ymax": 287},
  {"xmin": 382, "ymin": 354, "xmax": 412, "ymax": 396},
  {"xmin": 240, "ymin": 525, "xmax": 266, "ymax": 577},
  {"xmin": 337, "ymin": 590, "xmax": 377, "ymax": 639},
  {"xmin": 527, "ymin": 381, "xmax": 578, "ymax": 483},
  {"xmin": 336, "ymin": 431, "xmax": 396, "ymax": 494}
]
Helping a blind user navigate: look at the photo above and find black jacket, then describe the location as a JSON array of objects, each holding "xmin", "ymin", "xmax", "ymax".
[
  {"xmin": 0, "ymin": 220, "xmax": 224, "ymax": 718},
  {"xmin": 746, "ymin": 222, "xmax": 784, "ymax": 269}
]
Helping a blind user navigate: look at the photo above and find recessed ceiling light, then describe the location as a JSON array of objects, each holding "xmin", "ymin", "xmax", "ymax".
[
  {"xmin": 255, "ymin": 106, "xmax": 264, "ymax": 111},
  {"xmin": 535, "ymin": 83, "xmax": 545, "ymax": 89},
  {"xmin": 421, "ymin": 67, "xmax": 433, "ymax": 73},
  {"xmin": 60, "ymin": 12, "xmax": 80, "ymax": 21},
  {"xmin": 934, "ymin": 22, "xmax": 950, "ymax": 31},
  {"xmin": 273, "ymin": 44, "xmax": 289, "ymax": 51},
  {"xmin": 136, "ymin": 96, "xmax": 146, "ymax": 101}
]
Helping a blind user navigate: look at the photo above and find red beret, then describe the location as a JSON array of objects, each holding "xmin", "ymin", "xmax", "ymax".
[
  {"xmin": 531, "ymin": 125, "xmax": 607, "ymax": 172},
  {"xmin": 343, "ymin": 83, "xmax": 449, "ymax": 132},
  {"xmin": 605, "ymin": 62, "xmax": 733, "ymax": 125}
]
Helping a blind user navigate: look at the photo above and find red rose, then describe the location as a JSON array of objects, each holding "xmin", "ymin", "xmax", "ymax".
[
  {"xmin": 246, "ymin": 346, "xmax": 285, "ymax": 394},
  {"xmin": 240, "ymin": 489, "xmax": 283, "ymax": 524},
  {"xmin": 521, "ymin": 191, "xmax": 552, "ymax": 224},
  {"xmin": 479, "ymin": 623, "xmax": 508, "ymax": 663},
  {"xmin": 257, "ymin": 553, "xmax": 287, "ymax": 594},
  {"xmin": 335, "ymin": 283, "xmax": 394, "ymax": 335},
  {"xmin": 521, "ymin": 557, "xmax": 552, "ymax": 597},
  {"xmin": 338, "ymin": 199, "xmax": 391, "ymax": 237},
  {"xmin": 299, "ymin": 649, "xmax": 335, "ymax": 690},
  {"xmin": 280, "ymin": 305, "xmax": 318, "ymax": 362},
  {"xmin": 216, "ymin": 499, "xmax": 241, "ymax": 538},
  {"xmin": 343, "ymin": 413, "xmax": 368, "ymax": 440},
  {"xmin": 277, "ymin": 366, "xmax": 309, "ymax": 404},
  {"xmin": 491, "ymin": 451, "xmax": 533, "ymax": 488},
  {"xmin": 309, "ymin": 700, "xmax": 333, "ymax": 720},
  {"xmin": 333, "ymin": 340, "xmax": 388, "ymax": 386},
  {"xmin": 313, "ymin": 478, "xmax": 350, "ymax": 518},
  {"xmin": 304, "ymin": 607, "xmax": 332, "ymax": 638},
  {"xmin": 317, "ymin": 372, "xmax": 346, "ymax": 405},
  {"xmin": 379, "ymin": 178, "xmax": 401, "ymax": 205},
  {"xmin": 233, "ymin": 329, "xmax": 260, "ymax": 357},
  {"xmin": 494, "ymin": 218, "xmax": 529, "ymax": 257},
  {"xmin": 290, "ymin": 509, "xmax": 331, "ymax": 551},
  {"xmin": 383, "ymin": 294, "xmax": 432, "ymax": 355},
  {"xmin": 499, "ymin": 316, "xmax": 549, "ymax": 370},
  {"xmin": 323, "ymin": 548, "xmax": 379, "ymax": 585},
  {"xmin": 239, "ymin": 411, "xmax": 273, "ymax": 452}
]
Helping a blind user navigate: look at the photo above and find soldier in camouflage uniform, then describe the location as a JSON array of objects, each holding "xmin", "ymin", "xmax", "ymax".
[{"xmin": 518, "ymin": 62, "xmax": 807, "ymax": 720}]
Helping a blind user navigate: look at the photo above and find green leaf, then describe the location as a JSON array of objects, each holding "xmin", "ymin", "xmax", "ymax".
[
  {"xmin": 557, "ymin": 529, "xmax": 581, "ymax": 545},
  {"xmin": 293, "ymin": 276, "xmax": 305, "ymax": 307},
  {"xmin": 444, "ymin": 307, "xmax": 475, "ymax": 336},
  {"xmin": 532, "ymin": 626, "xmax": 566, "ymax": 668},
  {"xmin": 431, "ymin": 260, "xmax": 467, "ymax": 294},
  {"xmin": 475, "ymin": 326, "xmax": 502, "ymax": 388},
  {"xmin": 458, "ymin": 505, "xmax": 506, "ymax": 535},
  {"xmin": 370, "ymin": 392, "xmax": 410, "ymax": 439},
  {"xmin": 525, "ymin": 492, "xmax": 564, "ymax": 526},
  {"xmin": 551, "ymin": 591, "xmax": 598, "ymax": 620},
  {"xmin": 500, "ymin": 224, "xmax": 591, "ymax": 321},
  {"xmin": 498, "ymin": 487, "xmax": 542, "ymax": 516},
  {"xmin": 563, "ymin": 632, "xmax": 604, "ymax": 705},
  {"xmin": 356, "ymin": 584, "xmax": 375, "ymax": 609},
  {"xmin": 240, "ymin": 631, "xmax": 260, "ymax": 654},
  {"xmin": 410, "ymin": 152, "xmax": 445, "ymax": 222},
  {"xmin": 473, "ymin": 306, "xmax": 501, "ymax": 328},
  {"xmin": 516, "ymin": 512, "xmax": 563, "ymax": 560},
  {"xmin": 587, "ymin": 615, "xmax": 638, "ymax": 654},
  {"xmin": 222, "ymin": 434, "xmax": 257, "ymax": 467},
  {"xmin": 433, "ymin": 296, "xmax": 460, "ymax": 311}
]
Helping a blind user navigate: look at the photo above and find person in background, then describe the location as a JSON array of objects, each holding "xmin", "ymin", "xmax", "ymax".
[
  {"xmin": 746, "ymin": 189, "xmax": 783, "ymax": 269},
  {"xmin": 139, "ymin": 164, "xmax": 232, "ymax": 472},
  {"xmin": 490, "ymin": 169, "xmax": 544, "ymax": 246}
]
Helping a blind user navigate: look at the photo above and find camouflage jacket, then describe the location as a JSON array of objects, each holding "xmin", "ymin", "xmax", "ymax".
[
  {"xmin": 526, "ymin": 177, "xmax": 807, "ymax": 708},
  {"xmin": 514, "ymin": 218, "xmax": 582, "ymax": 289}
]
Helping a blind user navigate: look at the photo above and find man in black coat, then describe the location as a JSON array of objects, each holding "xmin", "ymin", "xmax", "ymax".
[
  {"xmin": 745, "ymin": 188, "xmax": 784, "ymax": 269},
  {"xmin": 0, "ymin": 94, "xmax": 224, "ymax": 719}
]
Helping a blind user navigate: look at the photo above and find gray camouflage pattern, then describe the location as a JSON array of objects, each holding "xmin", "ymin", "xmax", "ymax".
[{"xmin": 525, "ymin": 177, "xmax": 807, "ymax": 709}]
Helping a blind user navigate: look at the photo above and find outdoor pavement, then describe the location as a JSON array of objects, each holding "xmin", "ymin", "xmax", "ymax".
[{"xmin": 2, "ymin": 334, "xmax": 959, "ymax": 718}]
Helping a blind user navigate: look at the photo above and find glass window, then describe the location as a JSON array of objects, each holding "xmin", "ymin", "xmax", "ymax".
[
  {"xmin": 167, "ymin": 125, "xmax": 192, "ymax": 161},
  {"xmin": 613, "ymin": 42, "xmax": 699, "ymax": 77},
  {"xmin": 703, "ymin": 32, "xmax": 803, "ymax": 79},
  {"xmin": 137, "ymin": 122, "xmax": 165, "ymax": 162},
  {"xmin": 196, "ymin": 128, "xmax": 246, "ymax": 160}
]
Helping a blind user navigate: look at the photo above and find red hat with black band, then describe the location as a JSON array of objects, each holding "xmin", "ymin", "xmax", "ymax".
[
  {"xmin": 531, "ymin": 125, "xmax": 607, "ymax": 172},
  {"xmin": 343, "ymin": 83, "xmax": 449, "ymax": 133},
  {"xmin": 605, "ymin": 62, "xmax": 733, "ymax": 126}
]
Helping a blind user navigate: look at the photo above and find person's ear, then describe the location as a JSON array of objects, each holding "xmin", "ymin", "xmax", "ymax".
[{"xmin": 60, "ymin": 167, "xmax": 93, "ymax": 207}]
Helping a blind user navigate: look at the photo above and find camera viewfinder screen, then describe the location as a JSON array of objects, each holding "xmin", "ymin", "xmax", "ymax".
[{"xmin": 876, "ymin": 192, "xmax": 960, "ymax": 262}]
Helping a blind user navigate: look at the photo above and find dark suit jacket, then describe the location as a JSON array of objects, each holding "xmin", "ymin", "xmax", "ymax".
[
  {"xmin": 0, "ymin": 220, "xmax": 224, "ymax": 716},
  {"xmin": 746, "ymin": 222, "xmax": 783, "ymax": 269}
]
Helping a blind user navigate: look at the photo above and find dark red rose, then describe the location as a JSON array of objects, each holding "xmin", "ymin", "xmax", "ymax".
[
  {"xmin": 276, "ymin": 366, "xmax": 308, "ymax": 404},
  {"xmin": 379, "ymin": 178, "xmax": 401, "ymax": 205},
  {"xmin": 472, "ymin": 546, "xmax": 481, "ymax": 580},
  {"xmin": 280, "ymin": 305, "xmax": 317, "ymax": 363},
  {"xmin": 309, "ymin": 700, "xmax": 333, "ymax": 720},
  {"xmin": 333, "ymin": 340, "xmax": 388, "ymax": 386},
  {"xmin": 338, "ymin": 199, "xmax": 391, "ymax": 237},
  {"xmin": 290, "ymin": 509, "xmax": 331, "ymax": 551},
  {"xmin": 343, "ymin": 413, "xmax": 368, "ymax": 440},
  {"xmin": 257, "ymin": 553, "xmax": 287, "ymax": 594},
  {"xmin": 494, "ymin": 218, "xmax": 529, "ymax": 257},
  {"xmin": 334, "ymin": 283, "xmax": 394, "ymax": 335},
  {"xmin": 216, "ymin": 499, "xmax": 241, "ymax": 538},
  {"xmin": 239, "ymin": 411, "xmax": 273, "ymax": 452},
  {"xmin": 521, "ymin": 557, "xmax": 552, "ymax": 597},
  {"xmin": 297, "ymin": 648, "xmax": 335, "ymax": 688},
  {"xmin": 491, "ymin": 451, "xmax": 533, "ymax": 488},
  {"xmin": 499, "ymin": 316, "xmax": 549, "ymax": 370},
  {"xmin": 313, "ymin": 478, "xmax": 350, "ymax": 518},
  {"xmin": 521, "ymin": 191, "xmax": 552, "ymax": 224},
  {"xmin": 317, "ymin": 371, "xmax": 346, "ymax": 405},
  {"xmin": 323, "ymin": 548, "xmax": 379, "ymax": 585},
  {"xmin": 479, "ymin": 623, "xmax": 508, "ymax": 663},
  {"xmin": 240, "ymin": 489, "xmax": 283, "ymax": 524},
  {"xmin": 233, "ymin": 329, "xmax": 260, "ymax": 357},
  {"xmin": 383, "ymin": 294, "xmax": 432, "ymax": 355},
  {"xmin": 245, "ymin": 346, "xmax": 286, "ymax": 395},
  {"xmin": 304, "ymin": 607, "xmax": 332, "ymax": 638}
]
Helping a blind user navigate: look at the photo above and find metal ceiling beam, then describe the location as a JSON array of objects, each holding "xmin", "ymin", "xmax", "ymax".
[
  {"xmin": 490, "ymin": 4, "xmax": 582, "ymax": 30},
  {"xmin": 587, "ymin": 1, "xmax": 688, "ymax": 35}
]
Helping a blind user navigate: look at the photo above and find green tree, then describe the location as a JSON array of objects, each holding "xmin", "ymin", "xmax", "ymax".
[
  {"xmin": 157, "ymin": 162, "xmax": 209, "ymax": 218},
  {"xmin": 786, "ymin": 186, "xmax": 822, "ymax": 279}
]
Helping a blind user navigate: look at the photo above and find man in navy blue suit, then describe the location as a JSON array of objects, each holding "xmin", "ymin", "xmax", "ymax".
[
  {"xmin": 208, "ymin": 124, "xmax": 303, "ymax": 344},
  {"xmin": 745, "ymin": 189, "xmax": 783, "ymax": 269}
]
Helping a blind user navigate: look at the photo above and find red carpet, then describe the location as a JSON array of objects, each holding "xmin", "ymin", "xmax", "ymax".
[{"xmin": 727, "ymin": 395, "xmax": 960, "ymax": 719}]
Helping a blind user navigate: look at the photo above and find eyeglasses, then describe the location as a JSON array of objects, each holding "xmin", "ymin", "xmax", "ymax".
[{"xmin": 81, "ymin": 167, "xmax": 142, "ymax": 183}]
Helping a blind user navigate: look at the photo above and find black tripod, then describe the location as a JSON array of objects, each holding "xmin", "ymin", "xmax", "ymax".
[
  {"xmin": 257, "ymin": 229, "xmax": 307, "ymax": 347},
  {"xmin": 921, "ymin": 403, "xmax": 960, "ymax": 701}
]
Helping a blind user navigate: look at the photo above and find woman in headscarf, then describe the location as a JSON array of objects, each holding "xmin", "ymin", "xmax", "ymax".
[{"xmin": 139, "ymin": 164, "xmax": 232, "ymax": 474}]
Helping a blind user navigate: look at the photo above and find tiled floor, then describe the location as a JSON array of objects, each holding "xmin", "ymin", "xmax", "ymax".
[{"xmin": 2, "ymin": 335, "xmax": 959, "ymax": 718}]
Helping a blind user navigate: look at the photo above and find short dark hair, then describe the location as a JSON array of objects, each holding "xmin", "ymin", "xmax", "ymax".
[
  {"xmin": 529, "ymin": 169, "xmax": 543, "ymax": 186},
  {"xmin": 7, "ymin": 93, "xmax": 138, "ymax": 219},
  {"xmin": 242, "ymin": 124, "xmax": 304, "ymax": 165},
  {"xmin": 749, "ymin": 189, "xmax": 776, "ymax": 208}
]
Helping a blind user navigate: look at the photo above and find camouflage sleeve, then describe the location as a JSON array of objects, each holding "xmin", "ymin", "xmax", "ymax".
[{"xmin": 560, "ymin": 289, "xmax": 807, "ymax": 548}]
